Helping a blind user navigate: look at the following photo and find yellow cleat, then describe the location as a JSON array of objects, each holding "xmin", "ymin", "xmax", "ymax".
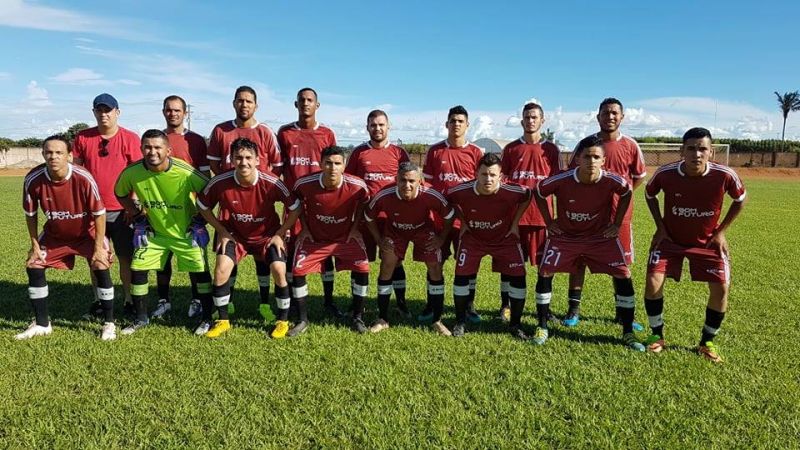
[
  {"xmin": 270, "ymin": 320, "xmax": 290, "ymax": 339},
  {"xmin": 206, "ymin": 320, "xmax": 231, "ymax": 339}
]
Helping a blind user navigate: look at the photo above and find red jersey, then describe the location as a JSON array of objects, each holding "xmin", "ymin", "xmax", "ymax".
[
  {"xmin": 501, "ymin": 137, "xmax": 562, "ymax": 226},
  {"xmin": 277, "ymin": 122, "xmax": 337, "ymax": 190},
  {"xmin": 72, "ymin": 126, "xmax": 142, "ymax": 211},
  {"xmin": 447, "ymin": 181, "xmax": 530, "ymax": 242},
  {"xmin": 365, "ymin": 184, "xmax": 453, "ymax": 236},
  {"xmin": 197, "ymin": 170, "xmax": 299, "ymax": 246},
  {"xmin": 422, "ymin": 140, "xmax": 484, "ymax": 194},
  {"xmin": 345, "ymin": 142, "xmax": 410, "ymax": 195},
  {"xmin": 293, "ymin": 173, "xmax": 369, "ymax": 243},
  {"xmin": 645, "ymin": 161, "xmax": 746, "ymax": 247},
  {"xmin": 568, "ymin": 133, "xmax": 646, "ymax": 183},
  {"xmin": 166, "ymin": 129, "xmax": 209, "ymax": 172},
  {"xmin": 23, "ymin": 163, "xmax": 105, "ymax": 243},
  {"xmin": 207, "ymin": 120, "xmax": 281, "ymax": 174},
  {"xmin": 537, "ymin": 168, "xmax": 631, "ymax": 237}
]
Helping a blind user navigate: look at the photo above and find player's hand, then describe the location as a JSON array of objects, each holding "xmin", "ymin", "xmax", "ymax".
[
  {"xmin": 132, "ymin": 215, "xmax": 152, "ymax": 249},
  {"xmin": 379, "ymin": 237, "xmax": 394, "ymax": 255},
  {"xmin": 297, "ymin": 229, "xmax": 314, "ymax": 244},
  {"xmin": 426, "ymin": 233, "xmax": 446, "ymax": 252},
  {"xmin": 506, "ymin": 224, "xmax": 520, "ymax": 238},
  {"xmin": 187, "ymin": 216, "xmax": 210, "ymax": 248},
  {"xmin": 347, "ymin": 228, "xmax": 364, "ymax": 245},
  {"xmin": 215, "ymin": 230, "xmax": 237, "ymax": 253},
  {"xmin": 546, "ymin": 222, "xmax": 563, "ymax": 236},
  {"xmin": 91, "ymin": 245, "xmax": 110, "ymax": 269},
  {"xmin": 707, "ymin": 230, "xmax": 729, "ymax": 256},
  {"xmin": 602, "ymin": 224, "xmax": 620, "ymax": 239},
  {"xmin": 649, "ymin": 226, "xmax": 671, "ymax": 251},
  {"xmin": 26, "ymin": 244, "xmax": 46, "ymax": 266},
  {"xmin": 269, "ymin": 234, "xmax": 286, "ymax": 257}
]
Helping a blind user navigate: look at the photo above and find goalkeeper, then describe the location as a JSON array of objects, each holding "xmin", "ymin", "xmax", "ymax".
[{"xmin": 114, "ymin": 129, "xmax": 214, "ymax": 336}]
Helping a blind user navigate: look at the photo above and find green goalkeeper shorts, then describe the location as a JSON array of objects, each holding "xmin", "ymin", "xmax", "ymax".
[{"xmin": 131, "ymin": 234, "xmax": 208, "ymax": 272}]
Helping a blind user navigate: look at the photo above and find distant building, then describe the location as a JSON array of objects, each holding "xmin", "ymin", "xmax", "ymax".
[{"xmin": 473, "ymin": 138, "xmax": 511, "ymax": 154}]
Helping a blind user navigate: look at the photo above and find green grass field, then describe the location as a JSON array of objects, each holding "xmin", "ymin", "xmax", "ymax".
[{"xmin": 1, "ymin": 175, "xmax": 798, "ymax": 448}]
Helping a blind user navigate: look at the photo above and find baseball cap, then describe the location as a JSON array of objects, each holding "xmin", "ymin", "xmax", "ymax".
[{"xmin": 93, "ymin": 93, "xmax": 119, "ymax": 109}]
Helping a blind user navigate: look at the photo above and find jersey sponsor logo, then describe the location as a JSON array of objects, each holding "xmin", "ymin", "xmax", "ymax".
[
  {"xmin": 565, "ymin": 210, "xmax": 598, "ymax": 222},
  {"xmin": 439, "ymin": 172, "xmax": 468, "ymax": 182},
  {"xmin": 392, "ymin": 221, "xmax": 425, "ymax": 231},
  {"xmin": 511, "ymin": 171, "xmax": 547, "ymax": 181},
  {"xmin": 315, "ymin": 214, "xmax": 347, "ymax": 225},
  {"xmin": 290, "ymin": 156, "xmax": 319, "ymax": 167},
  {"xmin": 142, "ymin": 200, "xmax": 183, "ymax": 210},
  {"xmin": 45, "ymin": 210, "xmax": 87, "ymax": 220},
  {"xmin": 671, "ymin": 206, "xmax": 715, "ymax": 218},
  {"xmin": 364, "ymin": 172, "xmax": 394, "ymax": 182},
  {"xmin": 468, "ymin": 219, "xmax": 503, "ymax": 230},
  {"xmin": 232, "ymin": 213, "xmax": 266, "ymax": 223}
]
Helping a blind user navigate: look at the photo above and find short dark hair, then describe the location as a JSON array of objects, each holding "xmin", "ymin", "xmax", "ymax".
[
  {"xmin": 141, "ymin": 129, "xmax": 169, "ymax": 144},
  {"xmin": 367, "ymin": 109, "xmax": 388, "ymax": 122},
  {"xmin": 477, "ymin": 152, "xmax": 502, "ymax": 170},
  {"xmin": 682, "ymin": 127, "xmax": 712, "ymax": 143},
  {"xmin": 163, "ymin": 95, "xmax": 187, "ymax": 111},
  {"xmin": 234, "ymin": 85, "xmax": 257, "ymax": 102},
  {"xmin": 42, "ymin": 134, "xmax": 71, "ymax": 152},
  {"xmin": 297, "ymin": 87, "xmax": 318, "ymax": 100},
  {"xmin": 598, "ymin": 97, "xmax": 623, "ymax": 113},
  {"xmin": 321, "ymin": 146, "xmax": 346, "ymax": 161},
  {"xmin": 448, "ymin": 105, "xmax": 469, "ymax": 120},
  {"xmin": 575, "ymin": 135, "xmax": 605, "ymax": 156},
  {"xmin": 522, "ymin": 102, "xmax": 544, "ymax": 117},
  {"xmin": 231, "ymin": 137, "xmax": 258, "ymax": 156},
  {"xmin": 397, "ymin": 161, "xmax": 420, "ymax": 176}
]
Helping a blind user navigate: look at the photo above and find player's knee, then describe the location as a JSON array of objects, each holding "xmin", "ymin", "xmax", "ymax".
[{"xmin": 425, "ymin": 264, "xmax": 443, "ymax": 281}]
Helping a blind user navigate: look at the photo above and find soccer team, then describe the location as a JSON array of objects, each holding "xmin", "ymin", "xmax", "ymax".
[{"xmin": 17, "ymin": 87, "xmax": 746, "ymax": 363}]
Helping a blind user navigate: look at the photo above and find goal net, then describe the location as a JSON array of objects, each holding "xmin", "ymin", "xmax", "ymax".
[{"xmin": 638, "ymin": 143, "xmax": 730, "ymax": 166}]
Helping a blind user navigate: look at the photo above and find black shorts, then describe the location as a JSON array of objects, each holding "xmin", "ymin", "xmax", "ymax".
[{"xmin": 105, "ymin": 210, "xmax": 134, "ymax": 259}]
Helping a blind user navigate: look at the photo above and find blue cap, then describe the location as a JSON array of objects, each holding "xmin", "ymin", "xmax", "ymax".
[{"xmin": 93, "ymin": 93, "xmax": 119, "ymax": 109}]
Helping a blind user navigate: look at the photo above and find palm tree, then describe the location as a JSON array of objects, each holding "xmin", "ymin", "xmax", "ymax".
[{"xmin": 775, "ymin": 91, "xmax": 800, "ymax": 141}]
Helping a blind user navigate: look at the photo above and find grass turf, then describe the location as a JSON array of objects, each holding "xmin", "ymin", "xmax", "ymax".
[{"xmin": 0, "ymin": 176, "xmax": 798, "ymax": 448}]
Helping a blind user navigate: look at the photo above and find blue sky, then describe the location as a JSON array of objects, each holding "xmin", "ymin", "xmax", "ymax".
[{"xmin": 1, "ymin": 0, "xmax": 799, "ymax": 146}]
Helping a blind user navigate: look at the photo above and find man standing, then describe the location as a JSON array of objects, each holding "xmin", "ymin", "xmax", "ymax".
[
  {"xmin": 19, "ymin": 135, "xmax": 116, "ymax": 340},
  {"xmin": 346, "ymin": 110, "xmax": 411, "ymax": 317},
  {"xmin": 564, "ymin": 98, "xmax": 646, "ymax": 328},
  {"xmin": 154, "ymin": 95, "xmax": 211, "ymax": 320},
  {"xmin": 197, "ymin": 138, "xmax": 301, "ymax": 339},
  {"xmin": 500, "ymin": 101, "xmax": 561, "ymax": 322},
  {"xmin": 114, "ymin": 130, "xmax": 214, "ymax": 335},
  {"xmin": 277, "ymin": 88, "xmax": 339, "ymax": 317},
  {"xmin": 421, "ymin": 105, "xmax": 483, "ymax": 323},
  {"xmin": 643, "ymin": 127, "xmax": 745, "ymax": 363},
  {"xmin": 364, "ymin": 162, "xmax": 453, "ymax": 335},
  {"xmin": 535, "ymin": 135, "xmax": 644, "ymax": 351},
  {"xmin": 289, "ymin": 147, "xmax": 370, "ymax": 336},
  {"xmin": 73, "ymin": 93, "xmax": 141, "ymax": 317},
  {"xmin": 446, "ymin": 153, "xmax": 530, "ymax": 338}
]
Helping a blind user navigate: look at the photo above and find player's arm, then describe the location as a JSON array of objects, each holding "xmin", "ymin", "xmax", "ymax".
[
  {"xmin": 645, "ymin": 193, "xmax": 670, "ymax": 250},
  {"xmin": 631, "ymin": 177, "xmax": 646, "ymax": 190},
  {"xmin": 604, "ymin": 191, "xmax": 632, "ymax": 238},
  {"xmin": 117, "ymin": 195, "xmax": 140, "ymax": 220},
  {"xmin": 347, "ymin": 201, "xmax": 367, "ymax": 242},
  {"xmin": 507, "ymin": 192, "xmax": 531, "ymax": 237},
  {"xmin": 91, "ymin": 213, "xmax": 110, "ymax": 268},
  {"xmin": 535, "ymin": 187, "xmax": 561, "ymax": 236},
  {"xmin": 197, "ymin": 204, "xmax": 235, "ymax": 250},
  {"xmin": 707, "ymin": 195, "xmax": 745, "ymax": 255},
  {"xmin": 427, "ymin": 208, "xmax": 454, "ymax": 252},
  {"xmin": 25, "ymin": 214, "xmax": 44, "ymax": 265},
  {"xmin": 270, "ymin": 201, "xmax": 301, "ymax": 256}
]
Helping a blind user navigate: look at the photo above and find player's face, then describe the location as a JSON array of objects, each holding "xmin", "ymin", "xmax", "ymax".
[
  {"xmin": 295, "ymin": 90, "xmax": 319, "ymax": 119},
  {"xmin": 397, "ymin": 170, "xmax": 421, "ymax": 200},
  {"xmin": 321, "ymin": 154, "xmax": 345, "ymax": 187},
  {"xmin": 233, "ymin": 92, "xmax": 257, "ymax": 121},
  {"xmin": 476, "ymin": 163, "xmax": 501, "ymax": 194},
  {"xmin": 92, "ymin": 105, "xmax": 119, "ymax": 128},
  {"xmin": 367, "ymin": 114, "xmax": 390, "ymax": 143},
  {"xmin": 681, "ymin": 137, "xmax": 713, "ymax": 174},
  {"xmin": 579, "ymin": 146, "xmax": 605, "ymax": 177},
  {"xmin": 233, "ymin": 148, "xmax": 258, "ymax": 178},
  {"xmin": 142, "ymin": 137, "xmax": 171, "ymax": 168},
  {"xmin": 162, "ymin": 100, "xmax": 186, "ymax": 128},
  {"xmin": 446, "ymin": 114, "xmax": 469, "ymax": 140},
  {"xmin": 521, "ymin": 108, "xmax": 544, "ymax": 134},
  {"xmin": 42, "ymin": 140, "xmax": 69, "ymax": 172},
  {"xmin": 597, "ymin": 104, "xmax": 624, "ymax": 133}
]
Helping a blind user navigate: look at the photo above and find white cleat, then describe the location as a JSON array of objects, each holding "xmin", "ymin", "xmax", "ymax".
[
  {"xmin": 151, "ymin": 300, "xmax": 172, "ymax": 319},
  {"xmin": 100, "ymin": 322, "xmax": 117, "ymax": 341},
  {"xmin": 194, "ymin": 321, "xmax": 212, "ymax": 336},
  {"xmin": 187, "ymin": 299, "xmax": 203, "ymax": 318},
  {"xmin": 15, "ymin": 321, "xmax": 53, "ymax": 340}
]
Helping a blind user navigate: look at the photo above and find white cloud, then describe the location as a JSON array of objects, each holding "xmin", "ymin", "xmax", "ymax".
[
  {"xmin": 50, "ymin": 68, "xmax": 107, "ymax": 85},
  {"xmin": 26, "ymin": 81, "xmax": 51, "ymax": 107},
  {"xmin": 0, "ymin": 72, "xmax": 11, "ymax": 80}
]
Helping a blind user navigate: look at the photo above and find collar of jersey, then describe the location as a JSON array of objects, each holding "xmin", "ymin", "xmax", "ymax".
[
  {"xmin": 319, "ymin": 173, "xmax": 344, "ymax": 190},
  {"xmin": 573, "ymin": 167, "xmax": 604, "ymax": 184},
  {"xmin": 229, "ymin": 120, "xmax": 260, "ymax": 129},
  {"xmin": 45, "ymin": 163, "xmax": 73, "ymax": 182},
  {"xmin": 676, "ymin": 160, "xmax": 711, "ymax": 177},
  {"xmin": 395, "ymin": 184, "xmax": 420, "ymax": 200},
  {"xmin": 234, "ymin": 169, "xmax": 260, "ymax": 186}
]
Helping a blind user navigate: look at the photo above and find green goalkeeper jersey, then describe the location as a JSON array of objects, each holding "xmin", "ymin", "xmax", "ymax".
[{"xmin": 115, "ymin": 158, "xmax": 209, "ymax": 240}]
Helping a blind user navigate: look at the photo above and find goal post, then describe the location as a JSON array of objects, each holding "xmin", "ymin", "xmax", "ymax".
[{"xmin": 638, "ymin": 143, "xmax": 730, "ymax": 166}]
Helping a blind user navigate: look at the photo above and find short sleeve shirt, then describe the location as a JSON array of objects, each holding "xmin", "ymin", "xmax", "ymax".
[
  {"xmin": 277, "ymin": 122, "xmax": 337, "ymax": 190},
  {"xmin": 293, "ymin": 173, "xmax": 368, "ymax": 243},
  {"xmin": 166, "ymin": 129, "xmax": 209, "ymax": 172},
  {"xmin": 365, "ymin": 184, "xmax": 453, "ymax": 236},
  {"xmin": 447, "ymin": 181, "xmax": 531, "ymax": 242},
  {"xmin": 207, "ymin": 121, "xmax": 281, "ymax": 174},
  {"xmin": 422, "ymin": 140, "xmax": 484, "ymax": 194},
  {"xmin": 501, "ymin": 137, "xmax": 562, "ymax": 226},
  {"xmin": 345, "ymin": 142, "xmax": 410, "ymax": 195}
]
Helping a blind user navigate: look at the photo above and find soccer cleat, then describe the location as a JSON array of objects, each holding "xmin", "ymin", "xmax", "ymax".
[
  {"xmin": 510, "ymin": 326, "xmax": 529, "ymax": 341},
  {"xmin": 466, "ymin": 308, "xmax": 481, "ymax": 324},
  {"xmin": 83, "ymin": 300, "xmax": 104, "ymax": 321},
  {"xmin": 623, "ymin": 332, "xmax": 646, "ymax": 352},
  {"xmin": 270, "ymin": 320, "xmax": 290, "ymax": 339},
  {"xmin": 324, "ymin": 303, "xmax": 343, "ymax": 319},
  {"xmin": 206, "ymin": 320, "xmax": 231, "ymax": 338},
  {"xmin": 452, "ymin": 323, "xmax": 466, "ymax": 337},
  {"xmin": 369, "ymin": 319, "xmax": 390, "ymax": 333},
  {"xmin": 187, "ymin": 299, "xmax": 203, "ymax": 318},
  {"xmin": 287, "ymin": 320, "xmax": 309, "ymax": 337},
  {"xmin": 645, "ymin": 335, "xmax": 666, "ymax": 353},
  {"xmin": 698, "ymin": 341, "xmax": 723, "ymax": 363},
  {"xmin": 193, "ymin": 321, "xmax": 211, "ymax": 336},
  {"xmin": 151, "ymin": 300, "xmax": 171, "ymax": 319},
  {"xmin": 499, "ymin": 307, "xmax": 511, "ymax": 323},
  {"xmin": 351, "ymin": 318, "xmax": 368, "ymax": 334},
  {"xmin": 15, "ymin": 321, "xmax": 53, "ymax": 340},
  {"xmin": 395, "ymin": 303, "xmax": 413, "ymax": 320},
  {"xmin": 100, "ymin": 322, "xmax": 117, "ymax": 341},
  {"xmin": 121, "ymin": 319, "xmax": 149, "ymax": 336},
  {"xmin": 532, "ymin": 327, "xmax": 549, "ymax": 345},
  {"xmin": 562, "ymin": 312, "xmax": 580, "ymax": 328},
  {"xmin": 431, "ymin": 321, "xmax": 452, "ymax": 337}
]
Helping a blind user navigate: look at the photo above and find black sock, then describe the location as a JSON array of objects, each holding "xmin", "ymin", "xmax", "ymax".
[
  {"xmin": 93, "ymin": 269, "xmax": 114, "ymax": 322},
  {"xmin": 567, "ymin": 288, "xmax": 582, "ymax": 315},
  {"xmin": 132, "ymin": 295, "xmax": 148, "ymax": 322},
  {"xmin": 228, "ymin": 265, "xmax": 238, "ymax": 304},
  {"xmin": 293, "ymin": 276, "xmax": 309, "ymax": 323},
  {"xmin": 613, "ymin": 277, "xmax": 636, "ymax": 334},
  {"xmin": 500, "ymin": 274, "xmax": 510, "ymax": 309},
  {"xmin": 535, "ymin": 276, "xmax": 553, "ymax": 329},
  {"xmin": 255, "ymin": 261, "xmax": 270, "ymax": 305},
  {"xmin": 213, "ymin": 283, "xmax": 230, "ymax": 321},
  {"xmin": 296, "ymin": 296, "xmax": 308, "ymax": 323},
  {"xmin": 275, "ymin": 284, "xmax": 290, "ymax": 321},
  {"xmin": 428, "ymin": 278, "xmax": 445, "ymax": 322},
  {"xmin": 508, "ymin": 276, "xmax": 526, "ymax": 327},
  {"xmin": 377, "ymin": 278, "xmax": 392, "ymax": 321},
  {"xmin": 701, "ymin": 307, "xmax": 725, "ymax": 344},
  {"xmin": 467, "ymin": 275, "xmax": 477, "ymax": 312},
  {"xmin": 27, "ymin": 267, "xmax": 49, "ymax": 326},
  {"xmin": 351, "ymin": 272, "xmax": 368, "ymax": 320},
  {"xmin": 392, "ymin": 266, "xmax": 406, "ymax": 306},
  {"xmin": 31, "ymin": 298, "xmax": 49, "ymax": 326},
  {"xmin": 644, "ymin": 297, "xmax": 665, "ymax": 338},
  {"xmin": 323, "ymin": 258, "xmax": 335, "ymax": 305}
]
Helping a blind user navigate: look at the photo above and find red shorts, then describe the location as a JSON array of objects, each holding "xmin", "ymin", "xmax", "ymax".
[
  {"xmin": 647, "ymin": 240, "xmax": 729, "ymax": 284},
  {"xmin": 386, "ymin": 230, "xmax": 442, "ymax": 264},
  {"xmin": 540, "ymin": 236, "xmax": 629, "ymax": 278},
  {"xmin": 619, "ymin": 219, "xmax": 634, "ymax": 264},
  {"xmin": 292, "ymin": 236, "xmax": 370, "ymax": 276},
  {"xmin": 519, "ymin": 225, "xmax": 547, "ymax": 266},
  {"xmin": 35, "ymin": 233, "xmax": 112, "ymax": 270},
  {"xmin": 454, "ymin": 234, "xmax": 526, "ymax": 276}
]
